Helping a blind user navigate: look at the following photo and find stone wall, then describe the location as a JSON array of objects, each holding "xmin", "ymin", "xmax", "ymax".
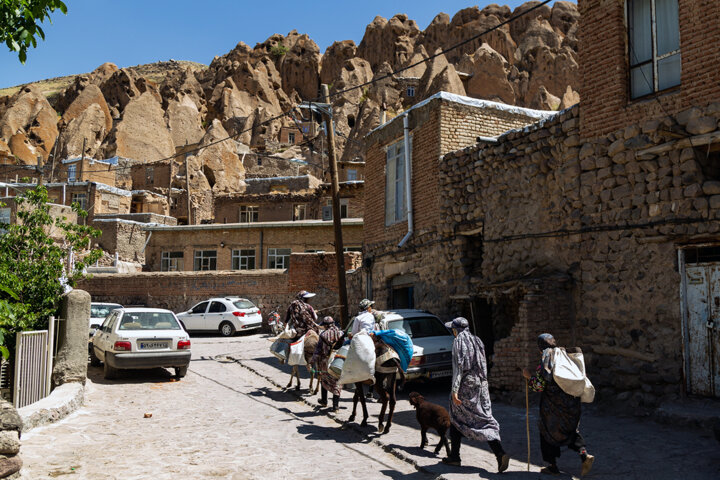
[
  {"xmin": 437, "ymin": 101, "xmax": 720, "ymax": 406},
  {"xmin": 92, "ymin": 218, "xmax": 149, "ymax": 263},
  {"xmin": 0, "ymin": 401, "xmax": 22, "ymax": 478}
]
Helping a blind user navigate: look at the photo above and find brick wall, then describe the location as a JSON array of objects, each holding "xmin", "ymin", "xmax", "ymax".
[
  {"xmin": 145, "ymin": 221, "xmax": 364, "ymax": 271},
  {"xmin": 579, "ymin": 0, "xmax": 720, "ymax": 136},
  {"xmin": 79, "ymin": 252, "xmax": 361, "ymax": 326}
]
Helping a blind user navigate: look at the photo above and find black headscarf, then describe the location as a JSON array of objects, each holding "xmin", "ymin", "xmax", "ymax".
[{"xmin": 538, "ymin": 333, "xmax": 557, "ymax": 374}]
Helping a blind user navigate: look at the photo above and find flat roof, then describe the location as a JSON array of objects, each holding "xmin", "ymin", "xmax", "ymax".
[{"xmin": 146, "ymin": 218, "xmax": 363, "ymax": 232}]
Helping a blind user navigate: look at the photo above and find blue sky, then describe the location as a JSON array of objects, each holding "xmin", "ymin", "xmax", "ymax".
[{"xmin": 1, "ymin": 1, "xmax": 569, "ymax": 89}]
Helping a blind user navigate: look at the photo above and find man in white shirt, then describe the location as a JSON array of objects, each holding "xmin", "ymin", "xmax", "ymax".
[{"xmin": 350, "ymin": 299, "xmax": 377, "ymax": 337}]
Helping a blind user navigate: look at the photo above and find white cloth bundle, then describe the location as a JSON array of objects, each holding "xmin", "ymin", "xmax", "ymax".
[{"xmin": 339, "ymin": 331, "xmax": 375, "ymax": 384}]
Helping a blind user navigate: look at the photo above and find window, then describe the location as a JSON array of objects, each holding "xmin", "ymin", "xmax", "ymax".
[
  {"xmin": 627, "ymin": 0, "xmax": 680, "ymax": 99},
  {"xmin": 67, "ymin": 164, "xmax": 77, "ymax": 182},
  {"xmin": 288, "ymin": 132, "xmax": 296, "ymax": 144},
  {"xmin": 347, "ymin": 169, "xmax": 357, "ymax": 181},
  {"xmin": 191, "ymin": 302, "xmax": 209, "ymax": 314},
  {"xmin": 232, "ymin": 249, "xmax": 256, "ymax": 270},
  {"xmin": 268, "ymin": 248, "xmax": 291, "ymax": 269},
  {"xmin": 239, "ymin": 205, "xmax": 258, "ymax": 223},
  {"xmin": 161, "ymin": 251, "xmax": 184, "ymax": 271},
  {"xmin": 343, "ymin": 246, "xmax": 361, "ymax": 252},
  {"xmin": 407, "ymin": 86, "xmax": 415, "ymax": 97},
  {"xmin": 385, "ymin": 139, "xmax": 409, "ymax": 225},
  {"xmin": 71, "ymin": 193, "xmax": 87, "ymax": 211},
  {"xmin": 293, "ymin": 204, "xmax": 306, "ymax": 221},
  {"xmin": 208, "ymin": 301, "xmax": 226, "ymax": 313},
  {"xmin": 193, "ymin": 250, "xmax": 217, "ymax": 271},
  {"xmin": 257, "ymin": 157, "xmax": 262, "ymax": 166},
  {"xmin": 0, "ymin": 207, "xmax": 10, "ymax": 234},
  {"xmin": 340, "ymin": 198, "xmax": 349, "ymax": 219}
]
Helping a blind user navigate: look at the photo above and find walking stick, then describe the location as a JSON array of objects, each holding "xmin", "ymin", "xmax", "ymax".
[{"xmin": 525, "ymin": 378, "xmax": 531, "ymax": 471}]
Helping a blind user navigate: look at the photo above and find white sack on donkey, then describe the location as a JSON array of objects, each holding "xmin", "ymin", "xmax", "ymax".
[{"xmin": 339, "ymin": 330, "xmax": 375, "ymax": 384}]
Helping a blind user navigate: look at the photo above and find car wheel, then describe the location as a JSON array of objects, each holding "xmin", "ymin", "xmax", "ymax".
[
  {"xmin": 89, "ymin": 347, "xmax": 101, "ymax": 367},
  {"xmin": 175, "ymin": 366, "xmax": 188, "ymax": 378},
  {"xmin": 219, "ymin": 321, "xmax": 235, "ymax": 337},
  {"xmin": 103, "ymin": 355, "xmax": 119, "ymax": 380}
]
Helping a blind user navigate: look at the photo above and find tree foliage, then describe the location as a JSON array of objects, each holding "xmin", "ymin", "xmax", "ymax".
[
  {"xmin": 0, "ymin": 186, "xmax": 101, "ymax": 357},
  {"xmin": 0, "ymin": 0, "xmax": 67, "ymax": 63}
]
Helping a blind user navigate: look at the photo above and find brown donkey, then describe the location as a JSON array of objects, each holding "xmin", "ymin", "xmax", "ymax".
[{"xmin": 286, "ymin": 330, "xmax": 320, "ymax": 392}]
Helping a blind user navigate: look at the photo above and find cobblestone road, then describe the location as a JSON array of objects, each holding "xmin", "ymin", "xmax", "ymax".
[
  {"xmin": 19, "ymin": 333, "xmax": 720, "ymax": 480},
  {"xmin": 19, "ymin": 335, "xmax": 428, "ymax": 480}
]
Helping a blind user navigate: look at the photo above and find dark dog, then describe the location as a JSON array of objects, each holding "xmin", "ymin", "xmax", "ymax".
[{"xmin": 408, "ymin": 392, "xmax": 450, "ymax": 456}]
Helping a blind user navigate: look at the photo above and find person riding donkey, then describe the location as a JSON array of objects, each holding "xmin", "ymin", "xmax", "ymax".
[{"xmin": 285, "ymin": 290, "xmax": 319, "ymax": 340}]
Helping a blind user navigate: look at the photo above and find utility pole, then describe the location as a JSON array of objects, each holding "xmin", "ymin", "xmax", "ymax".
[
  {"xmin": 167, "ymin": 159, "xmax": 173, "ymax": 216},
  {"xmin": 320, "ymin": 84, "xmax": 349, "ymax": 327},
  {"xmin": 79, "ymin": 138, "xmax": 86, "ymax": 182},
  {"xmin": 36, "ymin": 155, "xmax": 43, "ymax": 186},
  {"xmin": 184, "ymin": 153, "xmax": 192, "ymax": 225}
]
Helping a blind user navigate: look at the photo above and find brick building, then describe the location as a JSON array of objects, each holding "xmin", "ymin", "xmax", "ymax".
[
  {"xmin": 360, "ymin": 0, "xmax": 720, "ymax": 405},
  {"xmin": 57, "ymin": 157, "xmax": 117, "ymax": 186},
  {"xmin": 144, "ymin": 218, "xmax": 363, "ymax": 273}
]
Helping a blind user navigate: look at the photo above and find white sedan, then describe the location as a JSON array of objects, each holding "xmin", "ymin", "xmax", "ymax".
[
  {"xmin": 90, "ymin": 308, "xmax": 191, "ymax": 380},
  {"xmin": 176, "ymin": 297, "xmax": 262, "ymax": 336}
]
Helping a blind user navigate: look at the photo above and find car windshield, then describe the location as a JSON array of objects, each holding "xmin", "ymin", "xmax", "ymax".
[
  {"xmin": 91, "ymin": 305, "xmax": 120, "ymax": 318},
  {"xmin": 232, "ymin": 300, "xmax": 255, "ymax": 310},
  {"xmin": 386, "ymin": 317, "xmax": 451, "ymax": 339},
  {"xmin": 118, "ymin": 312, "xmax": 181, "ymax": 330}
]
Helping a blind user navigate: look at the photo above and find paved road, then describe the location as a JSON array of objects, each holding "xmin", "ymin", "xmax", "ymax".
[
  {"xmin": 20, "ymin": 333, "xmax": 720, "ymax": 480},
  {"xmin": 19, "ymin": 335, "xmax": 428, "ymax": 480}
]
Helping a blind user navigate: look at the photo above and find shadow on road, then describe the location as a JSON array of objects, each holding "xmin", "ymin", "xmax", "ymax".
[{"xmin": 87, "ymin": 365, "xmax": 181, "ymax": 385}]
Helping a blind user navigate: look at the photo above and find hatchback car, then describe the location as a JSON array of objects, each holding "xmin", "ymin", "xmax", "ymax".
[
  {"xmin": 347, "ymin": 309, "xmax": 454, "ymax": 381},
  {"xmin": 90, "ymin": 308, "xmax": 191, "ymax": 380},
  {"xmin": 176, "ymin": 297, "xmax": 262, "ymax": 336}
]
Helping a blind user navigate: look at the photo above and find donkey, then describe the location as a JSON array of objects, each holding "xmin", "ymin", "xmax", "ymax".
[
  {"xmin": 286, "ymin": 330, "xmax": 320, "ymax": 392},
  {"xmin": 348, "ymin": 336, "xmax": 405, "ymax": 433}
]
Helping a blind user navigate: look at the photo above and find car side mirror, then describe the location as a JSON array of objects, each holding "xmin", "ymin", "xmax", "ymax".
[{"xmin": 90, "ymin": 324, "xmax": 101, "ymax": 330}]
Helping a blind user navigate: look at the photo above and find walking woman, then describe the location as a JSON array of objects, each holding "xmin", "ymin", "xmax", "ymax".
[
  {"xmin": 443, "ymin": 317, "xmax": 510, "ymax": 473},
  {"xmin": 311, "ymin": 316, "xmax": 344, "ymax": 411},
  {"xmin": 522, "ymin": 333, "xmax": 594, "ymax": 476}
]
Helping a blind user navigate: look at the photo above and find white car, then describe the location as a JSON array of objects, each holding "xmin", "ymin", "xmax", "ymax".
[
  {"xmin": 347, "ymin": 309, "xmax": 454, "ymax": 381},
  {"xmin": 89, "ymin": 302, "xmax": 123, "ymax": 338},
  {"xmin": 176, "ymin": 297, "xmax": 262, "ymax": 336},
  {"xmin": 90, "ymin": 308, "xmax": 191, "ymax": 380}
]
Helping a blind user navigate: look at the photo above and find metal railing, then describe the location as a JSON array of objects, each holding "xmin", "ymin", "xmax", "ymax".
[{"xmin": 12, "ymin": 316, "xmax": 56, "ymax": 408}]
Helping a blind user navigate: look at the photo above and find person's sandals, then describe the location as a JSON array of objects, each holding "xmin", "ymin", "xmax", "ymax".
[
  {"xmin": 581, "ymin": 454, "xmax": 595, "ymax": 476},
  {"xmin": 497, "ymin": 453, "xmax": 510, "ymax": 473},
  {"xmin": 540, "ymin": 465, "xmax": 560, "ymax": 475},
  {"xmin": 441, "ymin": 456, "xmax": 461, "ymax": 466}
]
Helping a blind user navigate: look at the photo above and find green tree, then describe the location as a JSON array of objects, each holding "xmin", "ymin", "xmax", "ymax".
[
  {"xmin": 1, "ymin": 0, "xmax": 67, "ymax": 63},
  {"xmin": 0, "ymin": 186, "xmax": 101, "ymax": 357}
]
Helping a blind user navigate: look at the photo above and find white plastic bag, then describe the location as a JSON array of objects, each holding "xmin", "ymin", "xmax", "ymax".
[
  {"xmin": 277, "ymin": 322, "xmax": 296, "ymax": 340},
  {"xmin": 339, "ymin": 331, "xmax": 375, "ymax": 384},
  {"xmin": 288, "ymin": 335, "xmax": 307, "ymax": 366},
  {"xmin": 552, "ymin": 347, "xmax": 595, "ymax": 403}
]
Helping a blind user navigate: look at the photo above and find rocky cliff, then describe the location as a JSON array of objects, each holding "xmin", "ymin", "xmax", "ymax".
[{"xmin": 0, "ymin": 1, "xmax": 579, "ymax": 183}]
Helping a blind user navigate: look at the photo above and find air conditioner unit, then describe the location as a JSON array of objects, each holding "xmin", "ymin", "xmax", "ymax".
[{"xmin": 322, "ymin": 206, "xmax": 333, "ymax": 221}]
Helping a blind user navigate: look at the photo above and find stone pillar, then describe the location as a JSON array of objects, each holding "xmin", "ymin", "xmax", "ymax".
[
  {"xmin": 0, "ymin": 400, "xmax": 22, "ymax": 478},
  {"xmin": 51, "ymin": 289, "xmax": 91, "ymax": 387}
]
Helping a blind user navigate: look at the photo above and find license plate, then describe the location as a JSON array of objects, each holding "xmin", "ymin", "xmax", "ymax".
[
  {"xmin": 430, "ymin": 369, "xmax": 453, "ymax": 378},
  {"xmin": 139, "ymin": 341, "xmax": 168, "ymax": 350}
]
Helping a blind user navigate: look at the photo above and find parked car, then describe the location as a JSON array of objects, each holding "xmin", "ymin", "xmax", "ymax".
[
  {"xmin": 176, "ymin": 297, "xmax": 262, "ymax": 336},
  {"xmin": 90, "ymin": 308, "xmax": 191, "ymax": 380},
  {"xmin": 89, "ymin": 302, "xmax": 123, "ymax": 338},
  {"xmin": 346, "ymin": 309, "xmax": 454, "ymax": 381}
]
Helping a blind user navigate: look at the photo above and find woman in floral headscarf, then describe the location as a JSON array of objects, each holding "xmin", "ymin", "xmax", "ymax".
[
  {"xmin": 523, "ymin": 333, "xmax": 594, "ymax": 476},
  {"xmin": 443, "ymin": 317, "xmax": 509, "ymax": 473}
]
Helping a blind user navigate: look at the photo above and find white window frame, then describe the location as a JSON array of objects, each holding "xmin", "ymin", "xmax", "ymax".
[
  {"xmin": 627, "ymin": 0, "xmax": 681, "ymax": 99},
  {"xmin": 239, "ymin": 205, "xmax": 258, "ymax": 223},
  {"xmin": 267, "ymin": 248, "xmax": 291, "ymax": 269},
  {"xmin": 385, "ymin": 138, "xmax": 410, "ymax": 225},
  {"xmin": 161, "ymin": 251, "xmax": 184, "ymax": 271},
  {"xmin": 231, "ymin": 249, "xmax": 256, "ymax": 270},
  {"xmin": 193, "ymin": 250, "xmax": 217, "ymax": 271},
  {"xmin": 288, "ymin": 132, "xmax": 296, "ymax": 144},
  {"xmin": 67, "ymin": 164, "xmax": 77, "ymax": 182}
]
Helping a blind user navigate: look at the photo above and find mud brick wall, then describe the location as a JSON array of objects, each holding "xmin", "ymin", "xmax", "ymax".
[
  {"xmin": 92, "ymin": 218, "xmax": 148, "ymax": 263},
  {"xmin": 439, "ymin": 100, "xmax": 720, "ymax": 405},
  {"xmin": 578, "ymin": 0, "xmax": 720, "ymax": 137}
]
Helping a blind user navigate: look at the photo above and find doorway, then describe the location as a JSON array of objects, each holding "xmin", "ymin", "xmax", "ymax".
[{"xmin": 680, "ymin": 246, "xmax": 720, "ymax": 397}]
